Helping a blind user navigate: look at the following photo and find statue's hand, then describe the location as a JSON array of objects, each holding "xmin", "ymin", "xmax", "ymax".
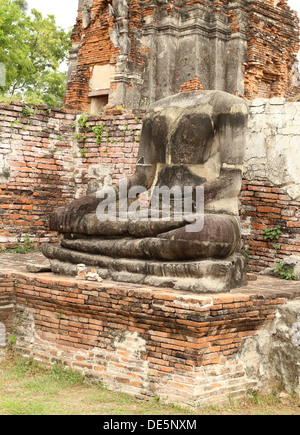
[
  {"xmin": 50, "ymin": 185, "xmax": 119, "ymax": 233},
  {"xmin": 63, "ymin": 195, "xmax": 99, "ymax": 232},
  {"xmin": 49, "ymin": 195, "xmax": 98, "ymax": 233}
]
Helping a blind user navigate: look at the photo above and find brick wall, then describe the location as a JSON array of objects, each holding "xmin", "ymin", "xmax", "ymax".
[
  {"xmin": 244, "ymin": 0, "xmax": 299, "ymax": 100},
  {"xmin": 0, "ymin": 268, "xmax": 294, "ymax": 406},
  {"xmin": 0, "ymin": 103, "xmax": 77, "ymax": 247},
  {"xmin": 240, "ymin": 180, "xmax": 300, "ymax": 273},
  {"xmin": 241, "ymin": 98, "xmax": 300, "ymax": 272},
  {"xmin": 65, "ymin": 0, "xmax": 119, "ymax": 111},
  {"xmin": 0, "ymin": 102, "xmax": 142, "ymax": 248}
]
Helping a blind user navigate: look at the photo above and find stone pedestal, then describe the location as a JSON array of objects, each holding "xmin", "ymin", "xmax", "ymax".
[{"xmin": 42, "ymin": 243, "xmax": 247, "ymax": 293}]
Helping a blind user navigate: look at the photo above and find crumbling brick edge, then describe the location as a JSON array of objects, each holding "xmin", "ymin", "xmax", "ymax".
[{"xmin": 0, "ymin": 269, "xmax": 298, "ymax": 407}]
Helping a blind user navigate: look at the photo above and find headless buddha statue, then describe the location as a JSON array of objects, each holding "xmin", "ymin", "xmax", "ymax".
[{"xmin": 42, "ymin": 90, "xmax": 249, "ymax": 293}]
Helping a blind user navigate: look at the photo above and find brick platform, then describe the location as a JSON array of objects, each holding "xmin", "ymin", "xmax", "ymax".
[{"xmin": 0, "ymin": 254, "xmax": 299, "ymax": 406}]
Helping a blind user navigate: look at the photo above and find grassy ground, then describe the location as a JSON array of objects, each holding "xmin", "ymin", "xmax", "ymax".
[{"xmin": 0, "ymin": 353, "xmax": 300, "ymax": 415}]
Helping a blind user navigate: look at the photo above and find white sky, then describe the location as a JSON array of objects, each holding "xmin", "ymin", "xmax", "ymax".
[
  {"xmin": 26, "ymin": 0, "xmax": 78, "ymax": 30},
  {"xmin": 288, "ymin": 0, "xmax": 300, "ymax": 17}
]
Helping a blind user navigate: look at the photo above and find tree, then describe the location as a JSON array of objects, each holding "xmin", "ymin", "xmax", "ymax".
[
  {"xmin": 0, "ymin": 0, "xmax": 71, "ymax": 107},
  {"xmin": 13, "ymin": 0, "xmax": 28, "ymax": 11}
]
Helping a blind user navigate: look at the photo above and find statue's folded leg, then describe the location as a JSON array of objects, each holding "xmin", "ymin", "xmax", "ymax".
[
  {"xmin": 49, "ymin": 206, "xmax": 65, "ymax": 232},
  {"xmin": 47, "ymin": 212, "xmax": 240, "ymax": 261},
  {"xmin": 42, "ymin": 211, "xmax": 246, "ymax": 292},
  {"xmin": 156, "ymin": 214, "xmax": 240, "ymax": 259}
]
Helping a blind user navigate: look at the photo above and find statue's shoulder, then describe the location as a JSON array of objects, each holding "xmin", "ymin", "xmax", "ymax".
[{"xmin": 147, "ymin": 91, "xmax": 248, "ymax": 115}]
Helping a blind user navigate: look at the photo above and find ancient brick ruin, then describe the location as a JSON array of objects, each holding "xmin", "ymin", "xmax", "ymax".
[
  {"xmin": 64, "ymin": 0, "xmax": 300, "ymax": 112},
  {"xmin": 1, "ymin": 0, "xmax": 300, "ymax": 409}
]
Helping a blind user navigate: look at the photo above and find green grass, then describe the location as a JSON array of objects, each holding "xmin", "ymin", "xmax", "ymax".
[
  {"xmin": 0, "ymin": 237, "xmax": 40, "ymax": 254},
  {"xmin": 0, "ymin": 355, "xmax": 193, "ymax": 415},
  {"xmin": 0, "ymin": 354, "xmax": 300, "ymax": 415}
]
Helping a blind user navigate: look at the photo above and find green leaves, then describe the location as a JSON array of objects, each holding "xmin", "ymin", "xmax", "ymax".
[
  {"xmin": 22, "ymin": 105, "xmax": 34, "ymax": 116},
  {"xmin": 261, "ymin": 226, "xmax": 282, "ymax": 241},
  {"xmin": 0, "ymin": 0, "xmax": 71, "ymax": 107},
  {"xmin": 273, "ymin": 262, "xmax": 296, "ymax": 281},
  {"xmin": 92, "ymin": 123, "xmax": 104, "ymax": 144}
]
